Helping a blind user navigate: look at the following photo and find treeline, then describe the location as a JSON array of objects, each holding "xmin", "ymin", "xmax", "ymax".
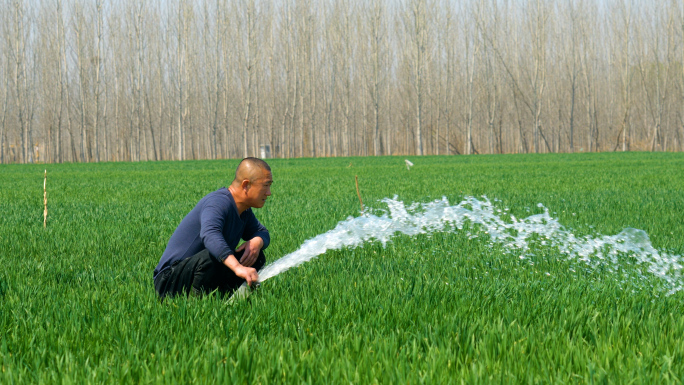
[{"xmin": 1, "ymin": 0, "xmax": 682, "ymax": 164}]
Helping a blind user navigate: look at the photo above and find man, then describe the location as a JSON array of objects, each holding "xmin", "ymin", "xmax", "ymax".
[{"xmin": 153, "ymin": 157, "xmax": 273, "ymax": 298}]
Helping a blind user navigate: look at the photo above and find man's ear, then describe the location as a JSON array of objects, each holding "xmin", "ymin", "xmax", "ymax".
[{"xmin": 241, "ymin": 179, "xmax": 250, "ymax": 190}]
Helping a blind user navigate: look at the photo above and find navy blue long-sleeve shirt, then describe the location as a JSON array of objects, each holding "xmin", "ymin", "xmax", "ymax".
[{"xmin": 153, "ymin": 187, "xmax": 270, "ymax": 279}]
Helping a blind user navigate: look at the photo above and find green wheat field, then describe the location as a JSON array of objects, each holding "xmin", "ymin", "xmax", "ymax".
[{"xmin": 1, "ymin": 153, "xmax": 683, "ymax": 383}]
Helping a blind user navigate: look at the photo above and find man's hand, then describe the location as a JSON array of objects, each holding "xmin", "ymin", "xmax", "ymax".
[
  {"xmin": 233, "ymin": 265, "xmax": 259, "ymax": 286},
  {"xmin": 223, "ymin": 254, "xmax": 259, "ymax": 286},
  {"xmin": 236, "ymin": 237, "xmax": 264, "ymax": 268}
]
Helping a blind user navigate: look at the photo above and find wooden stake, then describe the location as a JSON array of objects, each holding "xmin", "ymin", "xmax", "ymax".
[
  {"xmin": 43, "ymin": 169, "xmax": 47, "ymax": 228},
  {"xmin": 355, "ymin": 175, "xmax": 364, "ymax": 213}
]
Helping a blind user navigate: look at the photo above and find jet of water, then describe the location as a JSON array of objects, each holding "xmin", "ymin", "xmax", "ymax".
[{"xmin": 232, "ymin": 196, "xmax": 683, "ymax": 300}]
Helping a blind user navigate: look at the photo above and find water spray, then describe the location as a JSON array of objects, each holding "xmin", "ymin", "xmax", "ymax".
[{"xmin": 231, "ymin": 196, "xmax": 683, "ymax": 301}]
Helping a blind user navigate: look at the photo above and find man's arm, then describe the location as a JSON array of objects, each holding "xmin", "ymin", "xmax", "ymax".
[{"xmin": 199, "ymin": 201, "xmax": 233, "ymax": 263}]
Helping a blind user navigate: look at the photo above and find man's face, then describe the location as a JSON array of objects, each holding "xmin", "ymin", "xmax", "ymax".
[{"xmin": 246, "ymin": 170, "xmax": 272, "ymax": 208}]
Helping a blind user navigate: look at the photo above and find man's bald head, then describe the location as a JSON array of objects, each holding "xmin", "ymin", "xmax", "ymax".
[
  {"xmin": 232, "ymin": 157, "xmax": 271, "ymax": 185},
  {"xmin": 230, "ymin": 158, "xmax": 272, "ymax": 211}
]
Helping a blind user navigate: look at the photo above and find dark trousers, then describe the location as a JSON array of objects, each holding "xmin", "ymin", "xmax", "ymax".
[{"xmin": 154, "ymin": 249, "xmax": 266, "ymax": 299}]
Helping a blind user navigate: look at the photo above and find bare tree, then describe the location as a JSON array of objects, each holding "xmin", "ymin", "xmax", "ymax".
[
  {"xmin": 463, "ymin": 1, "xmax": 480, "ymax": 155},
  {"xmin": 529, "ymin": 0, "xmax": 550, "ymax": 153},
  {"xmin": 0, "ymin": 1, "xmax": 10, "ymax": 163},
  {"xmin": 401, "ymin": 0, "xmax": 431, "ymax": 156},
  {"xmin": 233, "ymin": 0, "xmax": 259, "ymax": 158},
  {"xmin": 563, "ymin": 0, "xmax": 583, "ymax": 153},
  {"xmin": 679, "ymin": 0, "xmax": 684, "ymax": 152},
  {"xmin": 476, "ymin": 0, "xmax": 503, "ymax": 154},
  {"xmin": 73, "ymin": 1, "xmax": 90, "ymax": 161},
  {"xmin": 175, "ymin": 0, "xmax": 188, "ymax": 161},
  {"xmin": 578, "ymin": 1, "xmax": 601, "ymax": 152},
  {"xmin": 9, "ymin": 0, "xmax": 30, "ymax": 163},
  {"xmin": 612, "ymin": 0, "xmax": 634, "ymax": 152},
  {"xmin": 91, "ymin": 0, "xmax": 102, "ymax": 162},
  {"xmin": 133, "ymin": 1, "xmax": 146, "ymax": 161},
  {"xmin": 362, "ymin": 0, "xmax": 387, "ymax": 156},
  {"xmin": 203, "ymin": 0, "xmax": 223, "ymax": 160},
  {"xmin": 323, "ymin": 5, "xmax": 339, "ymax": 157},
  {"xmin": 635, "ymin": 2, "xmax": 671, "ymax": 152}
]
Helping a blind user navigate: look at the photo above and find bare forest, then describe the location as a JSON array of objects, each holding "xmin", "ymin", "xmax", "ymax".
[{"xmin": 1, "ymin": 0, "xmax": 683, "ymax": 163}]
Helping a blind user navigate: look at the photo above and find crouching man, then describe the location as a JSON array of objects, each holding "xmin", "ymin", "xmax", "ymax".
[{"xmin": 153, "ymin": 157, "xmax": 273, "ymax": 299}]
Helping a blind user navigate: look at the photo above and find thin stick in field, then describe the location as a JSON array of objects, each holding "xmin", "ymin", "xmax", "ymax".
[
  {"xmin": 43, "ymin": 169, "xmax": 47, "ymax": 228},
  {"xmin": 355, "ymin": 175, "xmax": 364, "ymax": 213}
]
